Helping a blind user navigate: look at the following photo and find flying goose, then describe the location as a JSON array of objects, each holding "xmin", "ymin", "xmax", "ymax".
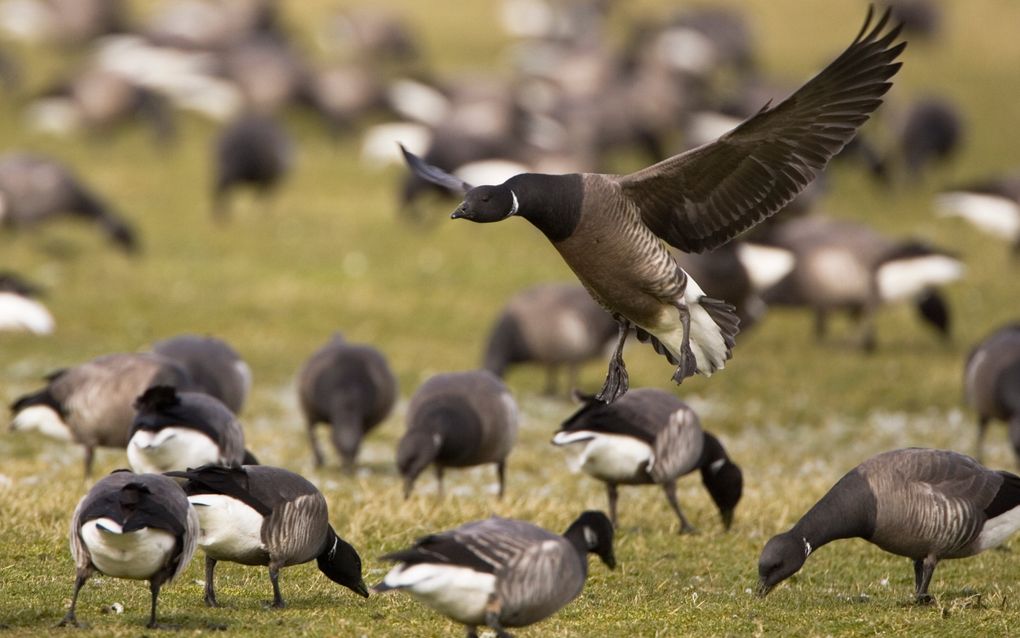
[
  {"xmin": 127, "ymin": 386, "xmax": 252, "ymax": 474},
  {"xmin": 397, "ymin": 370, "xmax": 518, "ymax": 499},
  {"xmin": 9, "ymin": 353, "xmax": 192, "ymax": 476},
  {"xmin": 758, "ymin": 448, "xmax": 1020, "ymax": 603},
  {"xmin": 298, "ymin": 333, "xmax": 398, "ymax": 471},
  {"xmin": 482, "ymin": 283, "xmax": 618, "ymax": 396},
  {"xmin": 552, "ymin": 388, "xmax": 742, "ymax": 532},
  {"xmin": 964, "ymin": 324, "xmax": 1020, "ymax": 463},
  {"xmin": 0, "ymin": 272, "xmax": 55, "ymax": 334},
  {"xmin": 402, "ymin": 8, "xmax": 905, "ymax": 402},
  {"xmin": 151, "ymin": 334, "xmax": 252, "ymax": 414},
  {"xmin": 760, "ymin": 216, "xmax": 963, "ymax": 350},
  {"xmin": 374, "ymin": 510, "xmax": 615, "ymax": 637},
  {"xmin": 59, "ymin": 470, "xmax": 198, "ymax": 629},
  {"xmin": 166, "ymin": 464, "xmax": 369, "ymax": 607},
  {"xmin": 935, "ymin": 170, "xmax": 1020, "ymax": 256},
  {"xmin": 212, "ymin": 112, "xmax": 293, "ymax": 219}
]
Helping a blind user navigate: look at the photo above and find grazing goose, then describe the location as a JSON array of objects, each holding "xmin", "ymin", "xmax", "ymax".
[
  {"xmin": 0, "ymin": 152, "xmax": 137, "ymax": 252},
  {"xmin": 552, "ymin": 389, "xmax": 742, "ymax": 532},
  {"xmin": 375, "ymin": 510, "xmax": 614, "ymax": 637},
  {"xmin": 935, "ymin": 170, "xmax": 1020, "ymax": 256},
  {"xmin": 0, "ymin": 272, "xmax": 55, "ymax": 334},
  {"xmin": 212, "ymin": 113, "xmax": 293, "ymax": 219},
  {"xmin": 298, "ymin": 334, "xmax": 397, "ymax": 470},
  {"xmin": 402, "ymin": 8, "xmax": 905, "ymax": 402},
  {"xmin": 397, "ymin": 370, "xmax": 518, "ymax": 499},
  {"xmin": 758, "ymin": 448, "xmax": 1020, "ymax": 603},
  {"xmin": 964, "ymin": 324, "xmax": 1020, "ymax": 463},
  {"xmin": 9, "ymin": 353, "xmax": 191, "ymax": 476},
  {"xmin": 761, "ymin": 216, "xmax": 963, "ymax": 350},
  {"xmin": 151, "ymin": 334, "xmax": 252, "ymax": 414},
  {"xmin": 127, "ymin": 386, "xmax": 252, "ymax": 474},
  {"xmin": 166, "ymin": 464, "xmax": 368, "ymax": 607},
  {"xmin": 59, "ymin": 470, "xmax": 198, "ymax": 629},
  {"xmin": 894, "ymin": 95, "xmax": 964, "ymax": 181},
  {"xmin": 482, "ymin": 283, "xmax": 618, "ymax": 396}
]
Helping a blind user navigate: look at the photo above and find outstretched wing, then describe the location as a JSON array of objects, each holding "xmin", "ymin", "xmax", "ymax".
[
  {"xmin": 400, "ymin": 144, "xmax": 474, "ymax": 194},
  {"xmin": 618, "ymin": 8, "xmax": 905, "ymax": 253}
]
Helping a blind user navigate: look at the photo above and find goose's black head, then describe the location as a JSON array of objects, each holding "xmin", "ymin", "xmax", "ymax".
[
  {"xmin": 757, "ymin": 532, "xmax": 809, "ymax": 596},
  {"xmin": 564, "ymin": 510, "xmax": 616, "ymax": 569},
  {"xmin": 317, "ymin": 527, "xmax": 369, "ymax": 598},
  {"xmin": 395, "ymin": 429, "xmax": 441, "ymax": 499},
  {"xmin": 451, "ymin": 184, "xmax": 518, "ymax": 223}
]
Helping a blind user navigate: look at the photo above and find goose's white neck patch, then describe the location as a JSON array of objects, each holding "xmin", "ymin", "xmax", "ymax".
[
  {"xmin": 506, "ymin": 190, "xmax": 520, "ymax": 218},
  {"xmin": 803, "ymin": 538, "xmax": 812, "ymax": 557}
]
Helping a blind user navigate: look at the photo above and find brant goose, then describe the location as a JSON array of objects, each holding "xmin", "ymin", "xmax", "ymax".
[
  {"xmin": 151, "ymin": 334, "xmax": 252, "ymax": 414},
  {"xmin": 375, "ymin": 510, "xmax": 614, "ymax": 637},
  {"xmin": 895, "ymin": 95, "xmax": 964, "ymax": 181},
  {"xmin": 212, "ymin": 112, "xmax": 293, "ymax": 219},
  {"xmin": 936, "ymin": 170, "xmax": 1020, "ymax": 256},
  {"xmin": 298, "ymin": 334, "xmax": 398, "ymax": 470},
  {"xmin": 0, "ymin": 152, "xmax": 137, "ymax": 252},
  {"xmin": 0, "ymin": 272, "xmax": 54, "ymax": 334},
  {"xmin": 403, "ymin": 8, "xmax": 905, "ymax": 402},
  {"xmin": 761, "ymin": 216, "xmax": 963, "ymax": 350},
  {"xmin": 59, "ymin": 470, "xmax": 198, "ymax": 628},
  {"xmin": 9, "ymin": 353, "xmax": 192, "ymax": 476},
  {"xmin": 482, "ymin": 283, "xmax": 618, "ymax": 396},
  {"xmin": 758, "ymin": 448, "xmax": 1020, "ymax": 603},
  {"xmin": 127, "ymin": 386, "xmax": 253, "ymax": 474},
  {"xmin": 167, "ymin": 464, "xmax": 368, "ymax": 607},
  {"xmin": 553, "ymin": 388, "xmax": 742, "ymax": 532},
  {"xmin": 964, "ymin": 324, "xmax": 1020, "ymax": 463},
  {"xmin": 397, "ymin": 370, "xmax": 518, "ymax": 499}
]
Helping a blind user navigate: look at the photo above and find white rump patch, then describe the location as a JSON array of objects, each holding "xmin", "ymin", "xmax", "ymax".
[
  {"xmin": 554, "ymin": 430, "xmax": 652, "ymax": 482},
  {"xmin": 0, "ymin": 292, "xmax": 55, "ymax": 334},
  {"xmin": 188, "ymin": 494, "xmax": 265, "ymax": 560},
  {"xmin": 975, "ymin": 504, "xmax": 1020, "ymax": 553},
  {"xmin": 127, "ymin": 427, "xmax": 221, "ymax": 474},
  {"xmin": 359, "ymin": 122, "xmax": 432, "ymax": 168},
  {"xmin": 386, "ymin": 78, "xmax": 450, "ymax": 126},
  {"xmin": 80, "ymin": 518, "xmax": 177, "ymax": 580},
  {"xmin": 453, "ymin": 160, "xmax": 527, "ymax": 188},
  {"xmin": 685, "ymin": 111, "xmax": 741, "ymax": 148},
  {"xmin": 10, "ymin": 404, "xmax": 71, "ymax": 441},
  {"xmin": 654, "ymin": 28, "xmax": 716, "ymax": 75},
  {"xmin": 876, "ymin": 255, "xmax": 963, "ymax": 303},
  {"xmin": 736, "ymin": 243, "xmax": 796, "ymax": 292},
  {"xmin": 382, "ymin": 563, "xmax": 495, "ymax": 625},
  {"xmin": 936, "ymin": 192, "xmax": 1020, "ymax": 239}
]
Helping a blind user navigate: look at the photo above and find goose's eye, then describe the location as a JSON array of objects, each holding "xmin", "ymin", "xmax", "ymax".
[{"xmin": 481, "ymin": 194, "xmax": 490, "ymax": 203}]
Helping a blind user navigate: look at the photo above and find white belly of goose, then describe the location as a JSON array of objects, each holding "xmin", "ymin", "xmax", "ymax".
[
  {"xmin": 187, "ymin": 494, "xmax": 265, "ymax": 560},
  {"xmin": 553, "ymin": 430, "xmax": 653, "ymax": 482},
  {"xmin": 127, "ymin": 427, "xmax": 221, "ymax": 473},
  {"xmin": 382, "ymin": 563, "xmax": 495, "ymax": 625},
  {"xmin": 80, "ymin": 518, "xmax": 177, "ymax": 579}
]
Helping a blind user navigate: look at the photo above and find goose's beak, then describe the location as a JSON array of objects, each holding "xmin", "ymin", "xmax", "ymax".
[
  {"xmin": 757, "ymin": 579, "xmax": 773, "ymax": 597},
  {"xmin": 450, "ymin": 203, "xmax": 467, "ymax": 219}
]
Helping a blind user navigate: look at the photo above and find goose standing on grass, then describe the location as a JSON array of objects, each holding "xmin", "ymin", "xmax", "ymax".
[
  {"xmin": 9, "ymin": 353, "xmax": 191, "ymax": 477},
  {"xmin": 935, "ymin": 170, "xmax": 1020, "ymax": 257},
  {"xmin": 964, "ymin": 324, "xmax": 1020, "ymax": 463},
  {"xmin": 0, "ymin": 272, "xmax": 55, "ymax": 334},
  {"xmin": 397, "ymin": 370, "xmax": 517, "ymax": 499},
  {"xmin": 758, "ymin": 448, "xmax": 1020, "ymax": 603},
  {"xmin": 552, "ymin": 388, "xmax": 742, "ymax": 532},
  {"xmin": 59, "ymin": 470, "xmax": 198, "ymax": 629},
  {"xmin": 298, "ymin": 333, "xmax": 397, "ymax": 471},
  {"xmin": 374, "ymin": 510, "xmax": 615, "ymax": 638},
  {"xmin": 212, "ymin": 112, "xmax": 293, "ymax": 220},
  {"xmin": 482, "ymin": 283, "xmax": 618, "ymax": 396},
  {"xmin": 151, "ymin": 334, "xmax": 252, "ymax": 414},
  {"xmin": 166, "ymin": 464, "xmax": 369, "ymax": 608},
  {"xmin": 402, "ymin": 8, "xmax": 905, "ymax": 403},
  {"xmin": 127, "ymin": 386, "xmax": 255, "ymax": 474}
]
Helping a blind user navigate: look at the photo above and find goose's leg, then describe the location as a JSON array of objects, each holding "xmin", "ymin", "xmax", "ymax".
[
  {"xmin": 204, "ymin": 557, "xmax": 219, "ymax": 607},
  {"xmin": 435, "ymin": 466, "xmax": 445, "ymax": 500},
  {"xmin": 663, "ymin": 480, "xmax": 698, "ymax": 534},
  {"xmin": 671, "ymin": 302, "xmax": 698, "ymax": 383},
  {"xmin": 606, "ymin": 482, "xmax": 619, "ymax": 527},
  {"xmin": 268, "ymin": 565, "xmax": 286, "ymax": 608},
  {"xmin": 596, "ymin": 320, "xmax": 631, "ymax": 403},
  {"xmin": 975, "ymin": 416, "xmax": 989, "ymax": 463},
  {"xmin": 145, "ymin": 580, "xmax": 163, "ymax": 629},
  {"xmin": 307, "ymin": 422, "xmax": 325, "ymax": 468},
  {"xmin": 543, "ymin": 366, "xmax": 559, "ymax": 396},
  {"xmin": 57, "ymin": 570, "xmax": 89, "ymax": 627},
  {"xmin": 485, "ymin": 596, "xmax": 513, "ymax": 638},
  {"xmin": 913, "ymin": 556, "xmax": 937, "ymax": 604},
  {"xmin": 496, "ymin": 461, "xmax": 506, "ymax": 499},
  {"xmin": 813, "ymin": 308, "xmax": 829, "ymax": 342},
  {"xmin": 466, "ymin": 628, "xmax": 480, "ymax": 638}
]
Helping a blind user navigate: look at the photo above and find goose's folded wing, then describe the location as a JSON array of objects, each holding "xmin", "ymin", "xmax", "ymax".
[{"xmin": 618, "ymin": 8, "xmax": 905, "ymax": 254}]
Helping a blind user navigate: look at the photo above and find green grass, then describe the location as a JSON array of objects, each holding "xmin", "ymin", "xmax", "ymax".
[{"xmin": 2, "ymin": 1, "xmax": 1020, "ymax": 635}]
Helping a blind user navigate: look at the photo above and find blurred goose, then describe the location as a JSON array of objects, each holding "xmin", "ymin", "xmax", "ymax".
[
  {"xmin": 167, "ymin": 464, "xmax": 368, "ymax": 607},
  {"xmin": 761, "ymin": 216, "xmax": 963, "ymax": 350},
  {"xmin": 553, "ymin": 389, "xmax": 742, "ymax": 532},
  {"xmin": 0, "ymin": 152, "xmax": 137, "ymax": 252},
  {"xmin": 375, "ymin": 510, "xmax": 614, "ymax": 637},
  {"xmin": 403, "ymin": 8, "xmax": 905, "ymax": 402},
  {"xmin": 936, "ymin": 170, "xmax": 1020, "ymax": 256},
  {"xmin": 127, "ymin": 386, "xmax": 252, "ymax": 474},
  {"xmin": 151, "ymin": 334, "xmax": 251, "ymax": 414},
  {"xmin": 212, "ymin": 112, "xmax": 293, "ymax": 219},
  {"xmin": 397, "ymin": 370, "xmax": 518, "ymax": 499},
  {"xmin": 9, "ymin": 352, "xmax": 191, "ymax": 476},
  {"xmin": 298, "ymin": 334, "xmax": 397, "ymax": 471},
  {"xmin": 482, "ymin": 283, "xmax": 618, "ymax": 396},
  {"xmin": 758, "ymin": 448, "xmax": 1020, "ymax": 603},
  {"xmin": 894, "ymin": 95, "xmax": 964, "ymax": 181},
  {"xmin": 59, "ymin": 470, "xmax": 198, "ymax": 629},
  {"xmin": 964, "ymin": 324, "xmax": 1020, "ymax": 463},
  {"xmin": 0, "ymin": 272, "xmax": 54, "ymax": 334}
]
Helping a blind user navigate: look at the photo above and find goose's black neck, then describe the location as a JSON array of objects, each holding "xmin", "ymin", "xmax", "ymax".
[
  {"xmin": 791, "ymin": 469, "xmax": 877, "ymax": 552},
  {"xmin": 506, "ymin": 173, "xmax": 584, "ymax": 243}
]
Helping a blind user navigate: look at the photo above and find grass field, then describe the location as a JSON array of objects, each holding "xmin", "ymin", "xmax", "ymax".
[{"xmin": 2, "ymin": 1, "xmax": 1020, "ymax": 636}]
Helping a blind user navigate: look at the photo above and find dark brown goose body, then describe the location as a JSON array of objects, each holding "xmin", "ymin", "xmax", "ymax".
[{"xmin": 964, "ymin": 324, "xmax": 1020, "ymax": 463}]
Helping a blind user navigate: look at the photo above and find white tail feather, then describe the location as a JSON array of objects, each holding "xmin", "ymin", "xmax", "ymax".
[
  {"xmin": 736, "ymin": 243, "xmax": 796, "ymax": 292},
  {"xmin": 877, "ymin": 255, "xmax": 964, "ymax": 302},
  {"xmin": 0, "ymin": 292, "xmax": 55, "ymax": 334},
  {"xmin": 359, "ymin": 122, "xmax": 432, "ymax": 168},
  {"xmin": 936, "ymin": 192, "xmax": 1020, "ymax": 238}
]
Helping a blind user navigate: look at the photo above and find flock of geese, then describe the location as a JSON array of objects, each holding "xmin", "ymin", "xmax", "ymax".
[{"xmin": 2, "ymin": 0, "xmax": 1020, "ymax": 635}]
